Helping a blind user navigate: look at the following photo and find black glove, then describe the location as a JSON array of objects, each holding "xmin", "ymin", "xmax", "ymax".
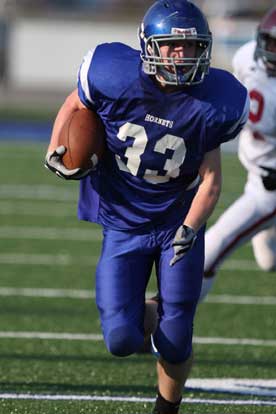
[
  {"xmin": 45, "ymin": 146, "xmax": 93, "ymax": 180},
  {"xmin": 261, "ymin": 166, "xmax": 276, "ymax": 191},
  {"xmin": 170, "ymin": 224, "xmax": 197, "ymax": 267}
]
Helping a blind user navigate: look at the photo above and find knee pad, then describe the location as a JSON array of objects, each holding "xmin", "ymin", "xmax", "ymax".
[
  {"xmin": 104, "ymin": 325, "xmax": 144, "ymax": 357},
  {"xmin": 154, "ymin": 314, "xmax": 193, "ymax": 364}
]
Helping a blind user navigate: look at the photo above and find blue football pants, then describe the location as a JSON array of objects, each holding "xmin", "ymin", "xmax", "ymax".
[{"xmin": 95, "ymin": 224, "xmax": 204, "ymax": 363}]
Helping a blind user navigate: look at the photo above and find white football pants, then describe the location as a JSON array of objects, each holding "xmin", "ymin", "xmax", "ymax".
[{"xmin": 200, "ymin": 172, "xmax": 276, "ymax": 301}]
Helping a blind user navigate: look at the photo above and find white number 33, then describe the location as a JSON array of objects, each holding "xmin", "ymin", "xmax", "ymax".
[{"xmin": 115, "ymin": 122, "xmax": 187, "ymax": 184}]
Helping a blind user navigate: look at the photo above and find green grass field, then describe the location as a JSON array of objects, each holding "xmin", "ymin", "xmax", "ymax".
[{"xmin": 0, "ymin": 142, "xmax": 276, "ymax": 414}]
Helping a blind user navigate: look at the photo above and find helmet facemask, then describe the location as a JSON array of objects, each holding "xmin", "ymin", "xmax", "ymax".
[
  {"xmin": 141, "ymin": 31, "xmax": 212, "ymax": 86},
  {"xmin": 256, "ymin": 33, "xmax": 276, "ymax": 77}
]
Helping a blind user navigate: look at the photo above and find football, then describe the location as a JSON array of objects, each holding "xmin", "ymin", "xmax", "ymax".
[{"xmin": 58, "ymin": 108, "xmax": 105, "ymax": 170}]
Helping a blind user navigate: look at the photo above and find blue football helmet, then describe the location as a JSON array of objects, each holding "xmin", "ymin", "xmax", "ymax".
[{"xmin": 139, "ymin": 0, "xmax": 212, "ymax": 86}]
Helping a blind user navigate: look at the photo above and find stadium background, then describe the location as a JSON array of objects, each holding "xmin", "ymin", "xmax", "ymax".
[{"xmin": 0, "ymin": 0, "xmax": 274, "ymax": 115}]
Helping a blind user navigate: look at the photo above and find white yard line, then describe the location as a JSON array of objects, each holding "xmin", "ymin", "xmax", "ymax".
[
  {"xmin": 205, "ymin": 294, "xmax": 276, "ymax": 305},
  {"xmin": 0, "ymin": 250, "xmax": 261, "ymax": 272},
  {"xmin": 186, "ymin": 378, "xmax": 276, "ymax": 398},
  {"xmin": 0, "ymin": 226, "xmax": 102, "ymax": 241},
  {"xmin": 0, "ymin": 331, "xmax": 102, "ymax": 340},
  {"xmin": 0, "ymin": 392, "xmax": 275, "ymax": 406},
  {"xmin": 0, "ymin": 201, "xmax": 75, "ymax": 217},
  {"xmin": 0, "ymin": 183, "xmax": 240, "ymax": 209},
  {"xmin": 193, "ymin": 337, "xmax": 276, "ymax": 346},
  {"xmin": 0, "ymin": 331, "xmax": 275, "ymax": 347},
  {"xmin": 0, "ymin": 185, "xmax": 76, "ymax": 201},
  {"xmin": 0, "ymin": 254, "xmax": 99, "ymax": 266},
  {"xmin": 0, "ymin": 287, "xmax": 275, "ymax": 306},
  {"xmin": 0, "ymin": 287, "xmax": 94, "ymax": 299},
  {"xmin": 220, "ymin": 259, "xmax": 259, "ymax": 271},
  {"xmin": 0, "ymin": 225, "xmax": 264, "ymax": 272}
]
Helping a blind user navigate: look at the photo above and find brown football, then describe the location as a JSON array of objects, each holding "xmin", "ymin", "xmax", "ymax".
[{"xmin": 58, "ymin": 108, "xmax": 105, "ymax": 170}]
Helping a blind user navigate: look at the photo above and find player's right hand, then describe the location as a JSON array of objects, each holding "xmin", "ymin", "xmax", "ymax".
[
  {"xmin": 44, "ymin": 146, "xmax": 92, "ymax": 180},
  {"xmin": 261, "ymin": 166, "xmax": 276, "ymax": 191},
  {"xmin": 170, "ymin": 224, "xmax": 197, "ymax": 266}
]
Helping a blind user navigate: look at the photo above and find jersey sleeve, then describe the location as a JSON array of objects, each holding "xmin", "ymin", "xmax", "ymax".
[
  {"xmin": 219, "ymin": 91, "xmax": 250, "ymax": 144},
  {"xmin": 77, "ymin": 43, "xmax": 141, "ymax": 113},
  {"xmin": 78, "ymin": 48, "xmax": 97, "ymax": 110},
  {"xmin": 205, "ymin": 85, "xmax": 250, "ymax": 153}
]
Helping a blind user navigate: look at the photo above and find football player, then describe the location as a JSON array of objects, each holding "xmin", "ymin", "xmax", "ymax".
[
  {"xmin": 45, "ymin": 1, "xmax": 249, "ymax": 413},
  {"xmin": 200, "ymin": 7, "xmax": 276, "ymax": 302}
]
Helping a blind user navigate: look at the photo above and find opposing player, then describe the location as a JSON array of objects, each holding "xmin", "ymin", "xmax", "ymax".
[
  {"xmin": 45, "ymin": 1, "xmax": 249, "ymax": 413},
  {"xmin": 200, "ymin": 7, "xmax": 276, "ymax": 301}
]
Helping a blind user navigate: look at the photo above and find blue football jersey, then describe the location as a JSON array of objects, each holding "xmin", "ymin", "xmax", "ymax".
[{"xmin": 77, "ymin": 42, "xmax": 249, "ymax": 230}]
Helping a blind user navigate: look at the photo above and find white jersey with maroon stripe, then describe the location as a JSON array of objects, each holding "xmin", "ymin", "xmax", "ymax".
[
  {"xmin": 200, "ymin": 41, "xmax": 276, "ymax": 302},
  {"xmin": 233, "ymin": 40, "xmax": 276, "ymax": 174}
]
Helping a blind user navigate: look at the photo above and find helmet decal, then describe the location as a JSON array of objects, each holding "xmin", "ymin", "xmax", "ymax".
[{"xmin": 171, "ymin": 27, "xmax": 197, "ymax": 36}]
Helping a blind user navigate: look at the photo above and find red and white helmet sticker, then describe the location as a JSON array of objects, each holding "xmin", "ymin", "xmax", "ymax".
[{"xmin": 171, "ymin": 27, "xmax": 197, "ymax": 36}]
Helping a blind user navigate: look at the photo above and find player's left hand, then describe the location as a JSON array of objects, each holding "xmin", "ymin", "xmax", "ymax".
[{"xmin": 170, "ymin": 225, "xmax": 197, "ymax": 267}]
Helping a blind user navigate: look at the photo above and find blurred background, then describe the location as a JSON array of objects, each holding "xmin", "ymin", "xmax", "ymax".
[{"xmin": 0, "ymin": 0, "xmax": 274, "ymax": 123}]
